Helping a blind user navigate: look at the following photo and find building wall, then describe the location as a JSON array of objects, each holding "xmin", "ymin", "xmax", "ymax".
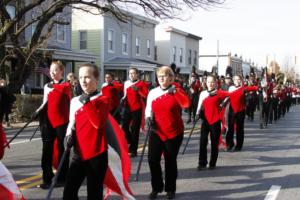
[
  {"xmin": 72, "ymin": 8, "xmax": 103, "ymax": 77},
  {"xmin": 131, "ymin": 18, "xmax": 156, "ymax": 62},
  {"xmin": 169, "ymin": 32, "xmax": 186, "ymax": 68},
  {"xmin": 103, "ymin": 14, "xmax": 132, "ymax": 62},
  {"xmin": 155, "ymin": 30, "xmax": 171, "ymax": 65},
  {"xmin": 185, "ymin": 37, "xmax": 199, "ymax": 69},
  {"xmin": 25, "ymin": 3, "xmax": 72, "ymax": 50}
]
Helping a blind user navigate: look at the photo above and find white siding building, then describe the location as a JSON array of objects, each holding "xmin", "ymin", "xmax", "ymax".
[{"xmin": 155, "ymin": 26, "xmax": 202, "ymax": 77}]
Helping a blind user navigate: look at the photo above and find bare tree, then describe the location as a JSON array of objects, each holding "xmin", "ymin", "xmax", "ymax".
[{"xmin": 0, "ymin": 0, "xmax": 225, "ymax": 94}]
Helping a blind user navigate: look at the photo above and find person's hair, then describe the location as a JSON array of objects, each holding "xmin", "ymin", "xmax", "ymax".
[
  {"xmin": 207, "ymin": 75, "xmax": 216, "ymax": 81},
  {"xmin": 233, "ymin": 75, "xmax": 243, "ymax": 80},
  {"xmin": 80, "ymin": 63, "xmax": 99, "ymax": 79},
  {"xmin": 51, "ymin": 60, "xmax": 64, "ymax": 71},
  {"xmin": 105, "ymin": 72, "xmax": 114, "ymax": 79},
  {"xmin": 156, "ymin": 66, "xmax": 175, "ymax": 82},
  {"xmin": 129, "ymin": 67, "xmax": 139, "ymax": 74},
  {"xmin": 67, "ymin": 73, "xmax": 75, "ymax": 81}
]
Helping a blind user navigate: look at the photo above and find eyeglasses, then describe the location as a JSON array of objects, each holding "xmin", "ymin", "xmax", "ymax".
[{"xmin": 157, "ymin": 75, "xmax": 169, "ymax": 79}]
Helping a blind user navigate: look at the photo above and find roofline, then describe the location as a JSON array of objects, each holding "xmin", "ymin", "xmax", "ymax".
[
  {"xmin": 164, "ymin": 26, "xmax": 202, "ymax": 40},
  {"xmin": 118, "ymin": 9, "xmax": 159, "ymax": 25}
]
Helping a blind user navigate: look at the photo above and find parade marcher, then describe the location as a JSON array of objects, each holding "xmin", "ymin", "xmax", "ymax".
[
  {"xmin": 196, "ymin": 75, "xmax": 230, "ymax": 170},
  {"xmin": 122, "ymin": 68, "xmax": 148, "ymax": 157},
  {"xmin": 0, "ymin": 80, "xmax": 9, "ymax": 159},
  {"xmin": 101, "ymin": 73, "xmax": 123, "ymax": 121},
  {"xmin": 245, "ymin": 70, "xmax": 258, "ymax": 121},
  {"xmin": 67, "ymin": 73, "xmax": 83, "ymax": 97},
  {"xmin": 33, "ymin": 61, "xmax": 71, "ymax": 189},
  {"xmin": 63, "ymin": 63, "xmax": 110, "ymax": 200},
  {"xmin": 226, "ymin": 75, "xmax": 258, "ymax": 151},
  {"xmin": 187, "ymin": 72, "xmax": 201, "ymax": 124},
  {"xmin": 145, "ymin": 66, "xmax": 190, "ymax": 199}
]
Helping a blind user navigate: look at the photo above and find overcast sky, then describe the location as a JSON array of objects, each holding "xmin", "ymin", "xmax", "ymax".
[{"xmin": 158, "ymin": 0, "xmax": 300, "ymax": 72}]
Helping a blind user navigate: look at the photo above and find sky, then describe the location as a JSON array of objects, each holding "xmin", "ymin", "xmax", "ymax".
[{"xmin": 158, "ymin": 0, "xmax": 300, "ymax": 73}]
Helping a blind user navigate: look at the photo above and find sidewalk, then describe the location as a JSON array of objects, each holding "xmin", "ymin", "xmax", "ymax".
[{"xmin": 2, "ymin": 120, "xmax": 39, "ymax": 130}]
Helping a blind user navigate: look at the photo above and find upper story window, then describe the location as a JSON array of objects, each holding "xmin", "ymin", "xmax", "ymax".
[
  {"xmin": 79, "ymin": 31, "xmax": 87, "ymax": 50},
  {"xmin": 56, "ymin": 17, "xmax": 66, "ymax": 43},
  {"xmin": 172, "ymin": 46, "xmax": 176, "ymax": 62},
  {"xmin": 6, "ymin": 5, "xmax": 16, "ymax": 32},
  {"xmin": 188, "ymin": 49, "xmax": 192, "ymax": 65},
  {"xmin": 136, "ymin": 37, "xmax": 140, "ymax": 55},
  {"xmin": 194, "ymin": 50, "xmax": 198, "ymax": 65},
  {"xmin": 154, "ymin": 46, "xmax": 157, "ymax": 61},
  {"xmin": 6, "ymin": 5, "xmax": 15, "ymax": 18},
  {"xmin": 122, "ymin": 33, "xmax": 128, "ymax": 54},
  {"xmin": 147, "ymin": 39, "xmax": 151, "ymax": 56},
  {"xmin": 108, "ymin": 29, "xmax": 114, "ymax": 52},
  {"xmin": 179, "ymin": 48, "xmax": 183, "ymax": 63}
]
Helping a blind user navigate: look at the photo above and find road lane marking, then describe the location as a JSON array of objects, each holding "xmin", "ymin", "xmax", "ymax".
[
  {"xmin": 16, "ymin": 173, "xmax": 42, "ymax": 185},
  {"xmin": 264, "ymin": 185, "xmax": 281, "ymax": 200},
  {"xmin": 20, "ymin": 180, "xmax": 43, "ymax": 191},
  {"xmin": 10, "ymin": 138, "xmax": 41, "ymax": 145}
]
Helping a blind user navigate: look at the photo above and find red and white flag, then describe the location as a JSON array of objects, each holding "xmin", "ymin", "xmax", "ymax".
[
  {"xmin": 0, "ymin": 161, "xmax": 25, "ymax": 200},
  {"xmin": 104, "ymin": 115, "xmax": 135, "ymax": 200}
]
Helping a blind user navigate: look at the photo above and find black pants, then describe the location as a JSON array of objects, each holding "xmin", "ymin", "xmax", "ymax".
[
  {"xmin": 63, "ymin": 151, "xmax": 108, "ymax": 200},
  {"xmin": 226, "ymin": 109, "xmax": 245, "ymax": 149},
  {"xmin": 148, "ymin": 133, "xmax": 183, "ymax": 192},
  {"xmin": 41, "ymin": 123, "xmax": 69, "ymax": 184},
  {"xmin": 122, "ymin": 108, "xmax": 142, "ymax": 153},
  {"xmin": 188, "ymin": 94, "xmax": 199, "ymax": 121},
  {"xmin": 199, "ymin": 120, "xmax": 221, "ymax": 167}
]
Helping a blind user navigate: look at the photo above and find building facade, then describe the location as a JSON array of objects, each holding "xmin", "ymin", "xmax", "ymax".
[
  {"xmin": 5, "ymin": 1, "xmax": 97, "ymax": 91},
  {"xmin": 155, "ymin": 26, "xmax": 202, "ymax": 79},
  {"xmin": 72, "ymin": 9, "xmax": 159, "ymax": 83}
]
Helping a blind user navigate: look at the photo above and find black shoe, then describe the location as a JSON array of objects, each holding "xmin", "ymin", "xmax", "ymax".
[
  {"xmin": 37, "ymin": 182, "xmax": 51, "ymax": 189},
  {"xmin": 208, "ymin": 165, "xmax": 216, "ymax": 170},
  {"xmin": 197, "ymin": 165, "xmax": 206, "ymax": 171},
  {"xmin": 55, "ymin": 181, "xmax": 65, "ymax": 187},
  {"xmin": 166, "ymin": 192, "xmax": 175, "ymax": 199},
  {"xmin": 234, "ymin": 147, "xmax": 242, "ymax": 151},
  {"xmin": 149, "ymin": 190, "xmax": 162, "ymax": 199}
]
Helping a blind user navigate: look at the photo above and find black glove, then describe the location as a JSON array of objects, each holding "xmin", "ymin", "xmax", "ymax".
[
  {"xmin": 64, "ymin": 134, "xmax": 73, "ymax": 149},
  {"xmin": 31, "ymin": 111, "xmax": 39, "ymax": 120},
  {"xmin": 131, "ymin": 85, "xmax": 138, "ymax": 91},
  {"xmin": 47, "ymin": 83, "xmax": 53, "ymax": 88},
  {"xmin": 146, "ymin": 117, "xmax": 155, "ymax": 129},
  {"xmin": 195, "ymin": 114, "xmax": 201, "ymax": 121},
  {"xmin": 79, "ymin": 93, "xmax": 90, "ymax": 105},
  {"xmin": 168, "ymin": 85, "xmax": 176, "ymax": 94}
]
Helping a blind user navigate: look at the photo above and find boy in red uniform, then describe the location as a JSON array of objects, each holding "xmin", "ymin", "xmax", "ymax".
[
  {"xmin": 101, "ymin": 73, "xmax": 123, "ymax": 121},
  {"xmin": 146, "ymin": 66, "xmax": 190, "ymax": 199},
  {"xmin": 122, "ymin": 68, "xmax": 148, "ymax": 157},
  {"xmin": 63, "ymin": 63, "xmax": 110, "ymax": 200},
  {"xmin": 196, "ymin": 75, "xmax": 230, "ymax": 170},
  {"xmin": 34, "ymin": 61, "xmax": 71, "ymax": 189},
  {"xmin": 226, "ymin": 75, "xmax": 258, "ymax": 151}
]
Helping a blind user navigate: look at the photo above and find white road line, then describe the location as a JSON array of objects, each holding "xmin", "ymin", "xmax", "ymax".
[
  {"xmin": 264, "ymin": 185, "xmax": 281, "ymax": 200},
  {"xmin": 10, "ymin": 138, "xmax": 41, "ymax": 145}
]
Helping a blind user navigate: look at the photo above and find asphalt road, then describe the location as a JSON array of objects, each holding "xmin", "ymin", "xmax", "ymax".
[{"xmin": 2, "ymin": 105, "xmax": 300, "ymax": 200}]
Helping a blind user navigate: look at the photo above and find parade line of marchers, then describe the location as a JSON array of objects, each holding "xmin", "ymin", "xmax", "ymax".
[{"xmin": 0, "ymin": 63, "xmax": 299, "ymax": 200}]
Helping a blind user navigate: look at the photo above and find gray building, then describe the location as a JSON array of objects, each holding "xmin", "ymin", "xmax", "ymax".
[
  {"xmin": 5, "ymin": 1, "xmax": 97, "ymax": 91},
  {"xmin": 72, "ymin": 8, "xmax": 159, "ymax": 83}
]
